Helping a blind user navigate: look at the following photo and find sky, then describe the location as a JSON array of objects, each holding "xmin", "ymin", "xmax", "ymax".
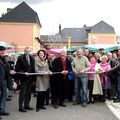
[{"xmin": 0, "ymin": 0, "xmax": 120, "ymax": 35}]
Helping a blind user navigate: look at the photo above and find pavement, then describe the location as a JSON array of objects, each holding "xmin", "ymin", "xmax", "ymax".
[
  {"xmin": 106, "ymin": 100, "xmax": 120, "ymax": 120},
  {"xmin": 1, "ymin": 92, "xmax": 120, "ymax": 120}
]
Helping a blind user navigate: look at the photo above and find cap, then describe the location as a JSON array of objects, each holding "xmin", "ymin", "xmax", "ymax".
[
  {"xmin": 99, "ymin": 48, "xmax": 104, "ymax": 50},
  {"xmin": 0, "ymin": 46, "xmax": 6, "ymax": 51}
]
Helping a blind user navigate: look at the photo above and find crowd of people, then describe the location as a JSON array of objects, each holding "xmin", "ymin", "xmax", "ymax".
[{"xmin": 0, "ymin": 45, "xmax": 120, "ymax": 117}]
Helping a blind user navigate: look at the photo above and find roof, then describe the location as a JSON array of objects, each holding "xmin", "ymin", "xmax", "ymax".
[
  {"xmin": 0, "ymin": 2, "xmax": 41, "ymax": 27},
  {"xmin": 41, "ymin": 21, "xmax": 115, "ymax": 43},
  {"xmin": 90, "ymin": 20, "xmax": 115, "ymax": 33},
  {"xmin": 41, "ymin": 35, "xmax": 55, "ymax": 43},
  {"xmin": 56, "ymin": 28, "xmax": 88, "ymax": 43}
]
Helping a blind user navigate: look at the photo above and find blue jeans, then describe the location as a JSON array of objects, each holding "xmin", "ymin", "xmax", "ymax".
[
  {"xmin": 74, "ymin": 76, "xmax": 88, "ymax": 104},
  {"xmin": 117, "ymin": 75, "xmax": 120, "ymax": 99},
  {"xmin": 0, "ymin": 80, "xmax": 7, "ymax": 113}
]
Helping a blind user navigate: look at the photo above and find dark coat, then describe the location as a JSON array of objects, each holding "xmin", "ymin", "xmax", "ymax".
[
  {"xmin": 0, "ymin": 58, "xmax": 6, "ymax": 81},
  {"xmin": 52, "ymin": 57, "xmax": 72, "ymax": 80},
  {"xmin": 112, "ymin": 57, "xmax": 120, "ymax": 75},
  {"xmin": 0, "ymin": 57, "xmax": 13, "ymax": 89},
  {"xmin": 15, "ymin": 54, "xmax": 35, "ymax": 81}
]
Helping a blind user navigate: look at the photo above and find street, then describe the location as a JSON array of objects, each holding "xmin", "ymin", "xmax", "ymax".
[{"xmin": 2, "ymin": 92, "xmax": 120, "ymax": 120}]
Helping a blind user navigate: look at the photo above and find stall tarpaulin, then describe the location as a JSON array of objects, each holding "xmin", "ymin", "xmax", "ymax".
[
  {"xmin": 10, "ymin": 51, "xmax": 36, "ymax": 56},
  {"xmin": 68, "ymin": 44, "xmax": 120, "ymax": 52}
]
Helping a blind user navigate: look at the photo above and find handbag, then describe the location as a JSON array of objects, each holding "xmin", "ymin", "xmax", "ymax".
[{"xmin": 68, "ymin": 71, "xmax": 75, "ymax": 80}]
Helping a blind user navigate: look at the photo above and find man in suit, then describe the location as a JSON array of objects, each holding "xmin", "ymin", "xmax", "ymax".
[
  {"xmin": 15, "ymin": 47, "xmax": 35, "ymax": 112},
  {"xmin": 52, "ymin": 50, "xmax": 72, "ymax": 108}
]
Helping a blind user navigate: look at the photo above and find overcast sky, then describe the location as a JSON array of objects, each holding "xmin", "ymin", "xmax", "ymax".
[{"xmin": 0, "ymin": 0, "xmax": 120, "ymax": 35}]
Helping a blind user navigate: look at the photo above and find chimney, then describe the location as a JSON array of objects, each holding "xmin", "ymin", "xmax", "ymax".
[
  {"xmin": 83, "ymin": 24, "xmax": 87, "ymax": 28},
  {"xmin": 1, "ymin": 13, "xmax": 5, "ymax": 17},
  {"xmin": 59, "ymin": 24, "xmax": 61, "ymax": 34},
  {"xmin": 7, "ymin": 8, "xmax": 12, "ymax": 13},
  {"xmin": 83, "ymin": 24, "xmax": 91, "ymax": 33}
]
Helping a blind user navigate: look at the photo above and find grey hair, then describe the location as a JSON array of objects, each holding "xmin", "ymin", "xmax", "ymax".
[{"xmin": 101, "ymin": 55, "xmax": 108, "ymax": 61}]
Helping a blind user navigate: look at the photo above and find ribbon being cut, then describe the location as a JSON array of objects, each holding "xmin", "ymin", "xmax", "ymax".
[
  {"xmin": 14, "ymin": 71, "xmax": 106, "ymax": 76},
  {"xmin": 15, "ymin": 71, "xmax": 59, "ymax": 75},
  {"xmin": 13, "ymin": 69, "xmax": 114, "ymax": 76},
  {"xmin": 10, "ymin": 63, "xmax": 117, "ymax": 76}
]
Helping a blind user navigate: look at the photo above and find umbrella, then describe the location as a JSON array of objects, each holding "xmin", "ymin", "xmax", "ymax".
[
  {"xmin": 46, "ymin": 49, "xmax": 62, "ymax": 54},
  {"xmin": 0, "ymin": 41, "xmax": 12, "ymax": 48}
]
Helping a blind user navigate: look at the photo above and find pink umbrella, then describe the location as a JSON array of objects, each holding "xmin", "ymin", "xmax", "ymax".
[{"xmin": 46, "ymin": 49, "xmax": 62, "ymax": 54}]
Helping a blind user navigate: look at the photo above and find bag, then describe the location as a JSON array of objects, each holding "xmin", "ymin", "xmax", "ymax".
[
  {"xmin": 13, "ymin": 82, "xmax": 17, "ymax": 90},
  {"xmin": 68, "ymin": 71, "xmax": 75, "ymax": 80}
]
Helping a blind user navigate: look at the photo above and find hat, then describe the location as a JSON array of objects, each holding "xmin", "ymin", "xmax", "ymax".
[
  {"xmin": 0, "ymin": 46, "xmax": 6, "ymax": 51},
  {"xmin": 99, "ymin": 48, "xmax": 104, "ymax": 50}
]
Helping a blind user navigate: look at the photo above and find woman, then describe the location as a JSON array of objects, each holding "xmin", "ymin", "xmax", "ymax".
[
  {"xmin": 88, "ymin": 56, "xmax": 96, "ymax": 103},
  {"xmin": 94, "ymin": 52, "xmax": 101, "ymax": 63},
  {"xmin": 100, "ymin": 55, "xmax": 111, "ymax": 101},
  {"xmin": 35, "ymin": 50, "xmax": 51, "ymax": 112}
]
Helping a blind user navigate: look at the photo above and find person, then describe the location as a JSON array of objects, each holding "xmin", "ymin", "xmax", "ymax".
[
  {"xmin": 88, "ymin": 56, "xmax": 96, "ymax": 103},
  {"xmin": 47, "ymin": 53, "xmax": 55, "ymax": 105},
  {"xmin": 52, "ymin": 50, "xmax": 72, "ymax": 108},
  {"xmin": 94, "ymin": 52, "xmax": 101, "ymax": 63},
  {"xmin": 112, "ymin": 52, "xmax": 117, "ymax": 60},
  {"xmin": 72, "ymin": 52, "xmax": 77, "ymax": 58},
  {"xmin": 0, "ymin": 46, "xmax": 11, "ymax": 116},
  {"xmin": 83, "ymin": 48, "xmax": 90, "ymax": 59},
  {"xmin": 15, "ymin": 47, "xmax": 35, "ymax": 112},
  {"xmin": 106, "ymin": 52, "xmax": 117, "ymax": 99},
  {"xmin": 117, "ymin": 49, "xmax": 120, "ymax": 57},
  {"xmin": 99, "ymin": 55, "xmax": 111, "ymax": 102},
  {"xmin": 112, "ymin": 49, "xmax": 120, "ymax": 102},
  {"xmin": 35, "ymin": 50, "xmax": 51, "ymax": 112},
  {"xmin": 72, "ymin": 49, "xmax": 90, "ymax": 107},
  {"xmin": 98, "ymin": 48, "xmax": 105, "ymax": 61}
]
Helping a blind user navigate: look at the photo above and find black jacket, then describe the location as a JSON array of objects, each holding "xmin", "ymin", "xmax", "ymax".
[
  {"xmin": 52, "ymin": 57, "xmax": 72, "ymax": 80},
  {"xmin": 0, "ymin": 57, "xmax": 13, "ymax": 89},
  {"xmin": 15, "ymin": 54, "xmax": 35, "ymax": 81}
]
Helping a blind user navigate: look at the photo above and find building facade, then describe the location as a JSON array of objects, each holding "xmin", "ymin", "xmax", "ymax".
[
  {"xmin": 0, "ymin": 2, "xmax": 41, "ymax": 52},
  {"xmin": 41, "ymin": 21, "xmax": 116, "ymax": 49}
]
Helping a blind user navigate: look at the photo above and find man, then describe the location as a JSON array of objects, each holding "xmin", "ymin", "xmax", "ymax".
[
  {"xmin": 112, "ymin": 49, "xmax": 120, "ymax": 103},
  {"xmin": 98, "ymin": 48, "xmax": 105, "ymax": 60},
  {"xmin": 52, "ymin": 50, "xmax": 72, "ymax": 108},
  {"xmin": 106, "ymin": 52, "xmax": 117, "ymax": 100},
  {"xmin": 47, "ymin": 53, "xmax": 55, "ymax": 105},
  {"xmin": 83, "ymin": 48, "xmax": 90, "ymax": 59},
  {"xmin": 15, "ymin": 47, "xmax": 35, "ymax": 112},
  {"xmin": 72, "ymin": 49, "xmax": 90, "ymax": 107},
  {"xmin": 0, "ymin": 46, "xmax": 10, "ymax": 116}
]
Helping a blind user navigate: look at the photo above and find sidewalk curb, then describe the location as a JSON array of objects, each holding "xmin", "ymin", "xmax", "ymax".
[{"xmin": 106, "ymin": 100, "xmax": 120, "ymax": 120}]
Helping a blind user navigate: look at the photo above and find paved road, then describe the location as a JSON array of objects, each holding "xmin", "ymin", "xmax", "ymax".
[
  {"xmin": 2, "ymin": 93, "xmax": 119, "ymax": 120},
  {"xmin": 106, "ymin": 100, "xmax": 120, "ymax": 120}
]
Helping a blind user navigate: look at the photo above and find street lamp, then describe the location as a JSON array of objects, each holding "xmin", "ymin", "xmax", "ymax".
[{"xmin": 66, "ymin": 36, "xmax": 72, "ymax": 49}]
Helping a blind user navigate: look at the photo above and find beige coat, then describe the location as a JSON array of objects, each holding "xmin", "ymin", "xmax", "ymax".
[
  {"xmin": 92, "ymin": 63, "xmax": 103, "ymax": 95},
  {"xmin": 35, "ymin": 57, "xmax": 50, "ymax": 92}
]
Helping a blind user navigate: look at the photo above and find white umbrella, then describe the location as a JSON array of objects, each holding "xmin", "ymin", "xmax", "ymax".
[{"xmin": 0, "ymin": 41, "xmax": 12, "ymax": 48}]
